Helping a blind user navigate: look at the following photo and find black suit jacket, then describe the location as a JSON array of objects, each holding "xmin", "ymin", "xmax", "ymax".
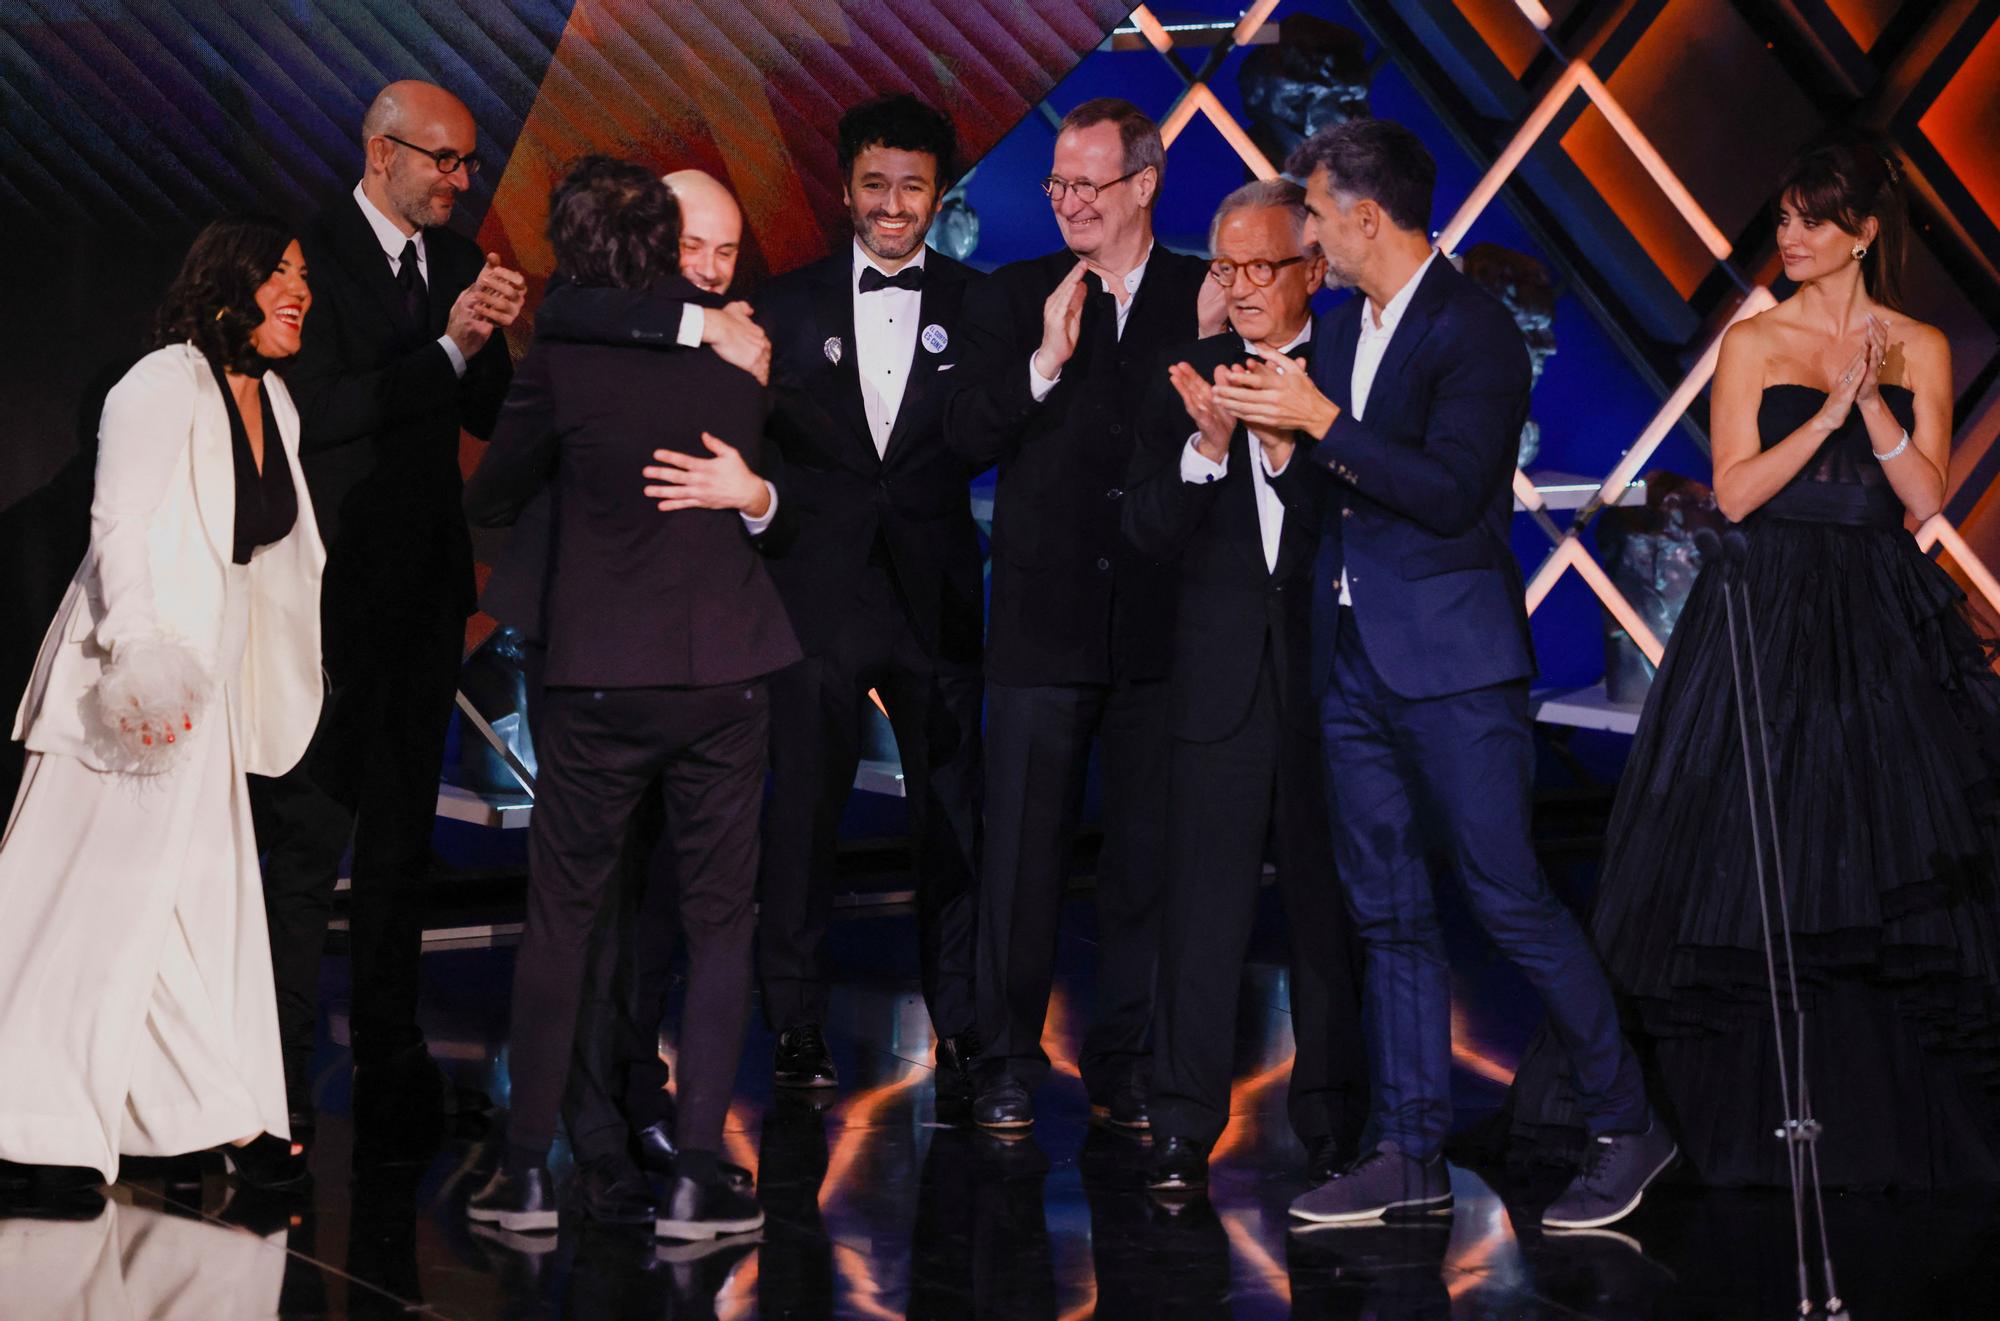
[
  {"xmin": 754, "ymin": 248, "xmax": 983, "ymax": 662},
  {"xmin": 280, "ymin": 194, "xmax": 512, "ymax": 633},
  {"xmin": 1122, "ymin": 333, "xmax": 1324, "ymax": 743},
  {"xmin": 945, "ymin": 246, "xmax": 1210, "ymax": 687},
  {"xmin": 1305, "ymin": 256, "xmax": 1536, "ymax": 700},
  {"xmin": 463, "ymin": 277, "xmax": 801, "ymax": 690}
]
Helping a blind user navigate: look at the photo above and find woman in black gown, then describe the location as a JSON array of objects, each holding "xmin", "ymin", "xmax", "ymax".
[{"xmin": 1510, "ymin": 137, "xmax": 2000, "ymax": 1189}]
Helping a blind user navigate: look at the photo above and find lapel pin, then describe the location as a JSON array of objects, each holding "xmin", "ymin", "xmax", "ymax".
[
  {"xmin": 921, "ymin": 324, "xmax": 949, "ymax": 354},
  {"xmin": 823, "ymin": 336, "xmax": 843, "ymax": 366}
]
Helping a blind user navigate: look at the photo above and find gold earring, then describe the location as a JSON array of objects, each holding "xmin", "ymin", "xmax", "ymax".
[{"xmin": 1852, "ymin": 243, "xmax": 1868, "ymax": 260}]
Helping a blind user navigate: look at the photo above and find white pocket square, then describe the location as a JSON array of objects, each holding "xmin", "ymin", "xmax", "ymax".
[{"xmin": 936, "ymin": 362, "xmax": 955, "ymax": 372}]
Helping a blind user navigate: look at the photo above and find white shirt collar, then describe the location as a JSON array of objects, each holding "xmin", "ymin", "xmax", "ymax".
[
  {"xmin": 1098, "ymin": 242, "xmax": 1153, "ymax": 302},
  {"xmin": 1362, "ymin": 248, "xmax": 1437, "ymax": 335},
  {"xmin": 852, "ymin": 237, "xmax": 928, "ymax": 292},
  {"xmin": 1245, "ymin": 320, "xmax": 1313, "ymax": 358},
  {"xmin": 352, "ymin": 181, "xmax": 422, "ymax": 261}
]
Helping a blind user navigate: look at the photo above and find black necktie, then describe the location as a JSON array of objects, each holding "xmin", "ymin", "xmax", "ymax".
[
  {"xmin": 858, "ymin": 265, "xmax": 925, "ymax": 294},
  {"xmin": 396, "ymin": 238, "xmax": 429, "ymax": 331}
]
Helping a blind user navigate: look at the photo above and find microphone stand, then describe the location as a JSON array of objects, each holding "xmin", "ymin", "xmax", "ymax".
[{"xmin": 1698, "ymin": 526, "xmax": 1842, "ymax": 1318}]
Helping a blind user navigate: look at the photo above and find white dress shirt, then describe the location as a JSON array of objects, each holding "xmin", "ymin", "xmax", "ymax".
[
  {"xmin": 351, "ymin": 183, "xmax": 468, "ymax": 378},
  {"xmin": 853, "ymin": 238, "xmax": 926, "ymax": 458},
  {"xmin": 1179, "ymin": 323, "xmax": 1312, "ymax": 573},
  {"xmin": 1028, "ymin": 243, "xmax": 1154, "ymax": 401},
  {"xmin": 1336, "ymin": 248, "xmax": 1439, "ymax": 605}
]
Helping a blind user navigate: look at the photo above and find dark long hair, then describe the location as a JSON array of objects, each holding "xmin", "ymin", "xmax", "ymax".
[
  {"xmin": 548, "ymin": 156, "xmax": 680, "ymax": 289},
  {"xmin": 1775, "ymin": 134, "xmax": 1909, "ymax": 309},
  {"xmin": 152, "ymin": 214, "xmax": 295, "ymax": 374}
]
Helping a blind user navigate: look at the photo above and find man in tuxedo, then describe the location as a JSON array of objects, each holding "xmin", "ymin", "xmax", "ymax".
[
  {"xmin": 747, "ymin": 94, "xmax": 985, "ymax": 1097},
  {"xmin": 1121, "ymin": 179, "xmax": 1366, "ymax": 1197},
  {"xmin": 945, "ymin": 98, "xmax": 1222, "ymax": 1132},
  {"xmin": 255, "ymin": 80, "xmax": 522, "ymax": 1129},
  {"xmin": 480, "ymin": 169, "xmax": 762, "ymax": 1193},
  {"xmin": 1211, "ymin": 119, "xmax": 1672, "ymax": 1230},
  {"xmin": 463, "ymin": 158, "xmax": 794, "ymax": 1238}
]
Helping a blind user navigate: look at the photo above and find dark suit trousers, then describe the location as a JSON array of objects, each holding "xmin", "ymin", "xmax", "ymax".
[
  {"xmin": 757, "ymin": 557, "xmax": 981, "ymax": 1037},
  {"xmin": 506, "ymin": 681, "xmax": 766, "ymax": 1161},
  {"xmin": 977, "ymin": 674, "xmax": 1166, "ymax": 1098},
  {"xmin": 251, "ymin": 608, "xmax": 463, "ymax": 1087},
  {"xmin": 1320, "ymin": 609, "xmax": 1646, "ymax": 1157},
  {"xmin": 1152, "ymin": 650, "xmax": 1367, "ymax": 1150}
]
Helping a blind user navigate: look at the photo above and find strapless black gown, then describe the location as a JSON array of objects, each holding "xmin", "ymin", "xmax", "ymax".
[{"xmin": 1507, "ymin": 385, "xmax": 2000, "ymax": 1189}]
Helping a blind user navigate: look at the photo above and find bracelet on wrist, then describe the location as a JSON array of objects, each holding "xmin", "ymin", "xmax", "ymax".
[{"xmin": 1872, "ymin": 428, "xmax": 1910, "ymax": 462}]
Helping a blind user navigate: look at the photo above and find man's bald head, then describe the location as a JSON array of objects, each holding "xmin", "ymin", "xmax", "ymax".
[
  {"xmin": 664, "ymin": 170, "xmax": 743, "ymax": 295},
  {"xmin": 359, "ymin": 81, "xmax": 478, "ymax": 234}
]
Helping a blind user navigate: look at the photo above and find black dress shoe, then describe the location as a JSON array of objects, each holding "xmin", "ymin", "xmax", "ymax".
[
  {"xmin": 577, "ymin": 1157, "xmax": 658, "ymax": 1226},
  {"xmin": 935, "ymin": 1030, "xmax": 982, "ymax": 1105},
  {"xmin": 1146, "ymin": 1135, "xmax": 1209, "ymax": 1193},
  {"xmin": 219, "ymin": 1134, "xmax": 312, "ymax": 1192},
  {"xmin": 1306, "ymin": 1133, "xmax": 1358, "ymax": 1187},
  {"xmin": 972, "ymin": 1074, "xmax": 1034, "ymax": 1130},
  {"xmin": 773, "ymin": 1023, "xmax": 838, "ymax": 1089},
  {"xmin": 1091, "ymin": 1077, "xmax": 1150, "ymax": 1133},
  {"xmin": 654, "ymin": 1174, "xmax": 765, "ymax": 1241},
  {"xmin": 631, "ymin": 1121, "xmax": 756, "ymax": 1192},
  {"xmin": 467, "ymin": 1164, "xmax": 559, "ymax": 1233},
  {"xmin": 353, "ymin": 1042, "xmax": 492, "ymax": 1120}
]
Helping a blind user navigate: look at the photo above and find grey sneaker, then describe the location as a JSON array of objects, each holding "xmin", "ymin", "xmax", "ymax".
[
  {"xmin": 1288, "ymin": 1142, "xmax": 1453, "ymax": 1225},
  {"xmin": 1541, "ymin": 1119, "xmax": 1678, "ymax": 1230}
]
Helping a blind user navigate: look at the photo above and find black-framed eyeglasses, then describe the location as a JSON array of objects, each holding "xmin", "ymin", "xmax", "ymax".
[
  {"xmin": 1208, "ymin": 255, "xmax": 1309, "ymax": 287},
  {"xmin": 1041, "ymin": 169, "xmax": 1141, "ymax": 204},
  {"xmin": 381, "ymin": 133, "xmax": 483, "ymax": 177}
]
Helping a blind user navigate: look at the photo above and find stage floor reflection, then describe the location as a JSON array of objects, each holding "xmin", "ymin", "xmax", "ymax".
[{"xmin": 8, "ymin": 892, "xmax": 1998, "ymax": 1319}]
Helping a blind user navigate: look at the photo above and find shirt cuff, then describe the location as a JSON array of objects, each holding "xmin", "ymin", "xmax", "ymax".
[
  {"xmin": 1028, "ymin": 354, "xmax": 1060, "ymax": 402},
  {"xmin": 678, "ymin": 303, "xmax": 704, "ymax": 349},
  {"xmin": 740, "ymin": 481, "xmax": 779, "ymax": 535},
  {"xmin": 437, "ymin": 334, "xmax": 468, "ymax": 378},
  {"xmin": 1180, "ymin": 434, "xmax": 1228, "ymax": 484}
]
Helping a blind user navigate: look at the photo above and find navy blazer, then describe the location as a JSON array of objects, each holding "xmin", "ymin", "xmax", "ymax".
[{"xmin": 1305, "ymin": 256, "xmax": 1536, "ymax": 701}]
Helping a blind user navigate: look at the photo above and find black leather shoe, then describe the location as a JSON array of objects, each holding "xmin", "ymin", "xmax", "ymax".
[
  {"xmin": 631, "ymin": 1121, "xmax": 756, "ymax": 1192},
  {"xmin": 1091, "ymin": 1077, "xmax": 1150, "ymax": 1133},
  {"xmin": 972, "ymin": 1074, "xmax": 1034, "ymax": 1131},
  {"xmin": 773, "ymin": 1023, "xmax": 838, "ymax": 1089},
  {"xmin": 654, "ymin": 1174, "xmax": 765, "ymax": 1241},
  {"xmin": 219, "ymin": 1134, "xmax": 312, "ymax": 1192},
  {"xmin": 935, "ymin": 1030, "xmax": 982, "ymax": 1106},
  {"xmin": 577, "ymin": 1157, "xmax": 658, "ymax": 1226},
  {"xmin": 353, "ymin": 1042, "xmax": 492, "ymax": 1121},
  {"xmin": 467, "ymin": 1165, "xmax": 559, "ymax": 1233},
  {"xmin": 1306, "ymin": 1133, "xmax": 1358, "ymax": 1187},
  {"xmin": 1146, "ymin": 1136, "xmax": 1209, "ymax": 1193}
]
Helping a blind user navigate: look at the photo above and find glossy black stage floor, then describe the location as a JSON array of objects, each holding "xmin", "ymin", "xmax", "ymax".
[{"xmin": 14, "ymin": 887, "xmax": 2000, "ymax": 1320}]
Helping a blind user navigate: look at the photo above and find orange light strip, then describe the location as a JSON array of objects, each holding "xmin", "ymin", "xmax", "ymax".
[
  {"xmin": 1159, "ymin": 84, "xmax": 1280, "ymax": 180},
  {"xmin": 1512, "ymin": 0, "xmax": 1554, "ymax": 29},
  {"xmin": 1128, "ymin": 4, "xmax": 1175, "ymax": 55},
  {"xmin": 1450, "ymin": 1001, "xmax": 1520, "ymax": 1086},
  {"xmin": 1917, "ymin": 516, "xmax": 2000, "ymax": 620},
  {"xmin": 1513, "ymin": 468, "xmax": 1547, "ymax": 513},
  {"xmin": 818, "ymin": 1061, "xmax": 927, "ymax": 1209},
  {"xmin": 1232, "ymin": 0, "xmax": 1286, "ymax": 49},
  {"xmin": 1221, "ymin": 1207, "xmax": 1294, "ymax": 1306},
  {"xmin": 1437, "ymin": 62, "xmax": 1730, "ymax": 262},
  {"xmin": 1209, "ymin": 1050, "xmax": 1296, "ymax": 1162},
  {"xmin": 1524, "ymin": 538, "xmax": 1665, "ymax": 666}
]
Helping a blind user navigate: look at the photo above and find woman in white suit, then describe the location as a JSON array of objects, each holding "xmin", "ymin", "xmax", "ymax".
[{"xmin": 0, "ymin": 216, "xmax": 326, "ymax": 1200}]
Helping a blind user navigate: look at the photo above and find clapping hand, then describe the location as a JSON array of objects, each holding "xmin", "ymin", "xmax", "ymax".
[
  {"xmin": 1168, "ymin": 361, "xmax": 1234, "ymax": 462},
  {"xmin": 1034, "ymin": 260, "xmax": 1091, "ymax": 381},
  {"xmin": 1211, "ymin": 355, "xmax": 1339, "ymax": 439},
  {"xmin": 1855, "ymin": 313, "xmax": 1889, "ymax": 406}
]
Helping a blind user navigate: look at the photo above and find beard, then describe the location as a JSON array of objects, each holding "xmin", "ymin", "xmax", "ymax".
[{"xmin": 857, "ymin": 210, "xmax": 927, "ymax": 262}]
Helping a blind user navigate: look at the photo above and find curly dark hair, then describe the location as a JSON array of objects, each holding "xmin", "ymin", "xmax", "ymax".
[
  {"xmin": 1285, "ymin": 118, "xmax": 1435, "ymax": 234},
  {"xmin": 837, "ymin": 93, "xmax": 958, "ymax": 188},
  {"xmin": 151, "ymin": 215, "xmax": 296, "ymax": 374},
  {"xmin": 548, "ymin": 156, "xmax": 681, "ymax": 289},
  {"xmin": 1775, "ymin": 133, "xmax": 1909, "ymax": 309}
]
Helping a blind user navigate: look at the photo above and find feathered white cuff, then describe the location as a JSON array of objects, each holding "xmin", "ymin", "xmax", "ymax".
[{"xmin": 85, "ymin": 635, "xmax": 213, "ymax": 774}]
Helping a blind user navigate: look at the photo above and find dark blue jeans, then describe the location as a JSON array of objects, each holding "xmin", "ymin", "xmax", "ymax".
[{"xmin": 1320, "ymin": 611, "xmax": 1646, "ymax": 1157}]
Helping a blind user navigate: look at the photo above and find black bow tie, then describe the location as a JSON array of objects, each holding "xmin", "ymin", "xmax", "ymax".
[{"xmin": 858, "ymin": 265, "xmax": 925, "ymax": 294}]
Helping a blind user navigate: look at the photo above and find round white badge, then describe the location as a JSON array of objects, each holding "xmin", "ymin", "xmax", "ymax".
[
  {"xmin": 823, "ymin": 336, "xmax": 843, "ymax": 365},
  {"xmin": 921, "ymin": 323, "xmax": 949, "ymax": 354}
]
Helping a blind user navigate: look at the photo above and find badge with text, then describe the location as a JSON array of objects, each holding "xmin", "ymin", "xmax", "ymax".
[
  {"xmin": 921, "ymin": 323, "xmax": 949, "ymax": 355},
  {"xmin": 823, "ymin": 336, "xmax": 843, "ymax": 366}
]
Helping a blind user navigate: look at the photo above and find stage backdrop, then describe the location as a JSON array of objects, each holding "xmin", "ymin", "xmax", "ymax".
[{"xmin": 0, "ymin": 0, "xmax": 1129, "ymax": 801}]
